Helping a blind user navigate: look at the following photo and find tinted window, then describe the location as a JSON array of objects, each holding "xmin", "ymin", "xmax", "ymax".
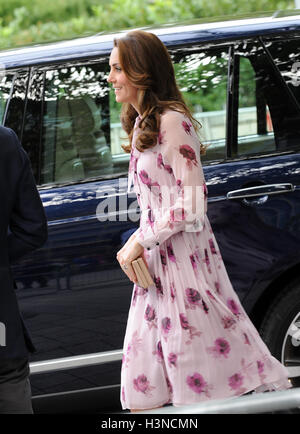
[
  {"xmin": 4, "ymin": 70, "xmax": 28, "ymax": 139},
  {"xmin": 237, "ymin": 55, "xmax": 275, "ymax": 156},
  {"xmin": 22, "ymin": 69, "xmax": 44, "ymax": 181},
  {"xmin": 108, "ymin": 78, "xmax": 130, "ymax": 162},
  {"xmin": 235, "ymin": 39, "xmax": 300, "ymax": 155},
  {"xmin": 109, "ymin": 48, "xmax": 230, "ymax": 165},
  {"xmin": 41, "ymin": 62, "xmax": 130, "ymax": 186},
  {"xmin": 267, "ymin": 38, "xmax": 300, "ymax": 102},
  {"xmin": 0, "ymin": 72, "xmax": 14, "ymax": 125},
  {"xmin": 172, "ymin": 48, "xmax": 229, "ymax": 163}
]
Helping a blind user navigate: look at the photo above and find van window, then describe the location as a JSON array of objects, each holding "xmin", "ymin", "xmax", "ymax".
[
  {"xmin": 172, "ymin": 48, "xmax": 229, "ymax": 163},
  {"xmin": 267, "ymin": 38, "xmax": 300, "ymax": 99},
  {"xmin": 0, "ymin": 72, "xmax": 14, "ymax": 125},
  {"xmin": 40, "ymin": 49, "xmax": 230, "ymax": 186},
  {"xmin": 235, "ymin": 39, "xmax": 300, "ymax": 155},
  {"xmin": 237, "ymin": 55, "xmax": 275, "ymax": 156},
  {"xmin": 22, "ymin": 70, "xmax": 44, "ymax": 181},
  {"xmin": 41, "ymin": 62, "xmax": 129, "ymax": 186},
  {"xmin": 108, "ymin": 48, "xmax": 230, "ymax": 164},
  {"xmin": 266, "ymin": 37, "xmax": 300, "ymax": 150},
  {"xmin": 3, "ymin": 71, "xmax": 28, "ymax": 139},
  {"xmin": 108, "ymin": 81, "xmax": 129, "ymax": 159}
]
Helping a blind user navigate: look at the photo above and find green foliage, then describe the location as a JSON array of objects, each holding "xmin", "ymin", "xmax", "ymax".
[
  {"xmin": 0, "ymin": 0, "xmax": 296, "ymax": 49},
  {"xmin": 0, "ymin": 0, "xmax": 95, "ymax": 26}
]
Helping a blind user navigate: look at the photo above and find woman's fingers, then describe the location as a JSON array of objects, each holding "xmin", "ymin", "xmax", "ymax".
[
  {"xmin": 120, "ymin": 261, "xmax": 137, "ymax": 283},
  {"xmin": 126, "ymin": 263, "xmax": 138, "ymax": 284},
  {"xmin": 117, "ymin": 253, "xmax": 138, "ymax": 283},
  {"xmin": 117, "ymin": 236, "xmax": 144, "ymax": 284}
]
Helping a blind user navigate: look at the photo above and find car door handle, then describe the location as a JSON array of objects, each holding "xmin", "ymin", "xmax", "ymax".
[{"xmin": 227, "ymin": 183, "xmax": 295, "ymax": 200}]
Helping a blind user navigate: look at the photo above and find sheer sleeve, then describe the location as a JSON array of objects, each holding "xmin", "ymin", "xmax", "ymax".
[{"xmin": 136, "ymin": 110, "xmax": 207, "ymax": 251}]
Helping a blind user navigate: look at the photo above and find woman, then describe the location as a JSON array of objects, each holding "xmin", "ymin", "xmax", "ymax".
[{"xmin": 107, "ymin": 30, "xmax": 291, "ymax": 412}]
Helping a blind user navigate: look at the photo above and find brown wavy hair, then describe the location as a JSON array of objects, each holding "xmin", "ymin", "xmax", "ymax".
[{"xmin": 113, "ymin": 30, "xmax": 206, "ymax": 155}]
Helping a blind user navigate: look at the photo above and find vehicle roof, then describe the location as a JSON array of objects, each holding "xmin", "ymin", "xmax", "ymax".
[{"xmin": 0, "ymin": 10, "xmax": 300, "ymax": 69}]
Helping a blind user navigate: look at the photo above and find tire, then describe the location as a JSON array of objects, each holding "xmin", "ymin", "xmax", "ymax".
[{"xmin": 259, "ymin": 279, "xmax": 300, "ymax": 388}]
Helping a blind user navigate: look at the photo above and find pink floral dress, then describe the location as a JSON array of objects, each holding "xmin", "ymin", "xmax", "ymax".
[{"xmin": 120, "ymin": 110, "xmax": 291, "ymax": 410}]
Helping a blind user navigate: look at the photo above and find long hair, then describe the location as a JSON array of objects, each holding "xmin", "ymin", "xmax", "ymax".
[{"xmin": 113, "ymin": 30, "xmax": 206, "ymax": 155}]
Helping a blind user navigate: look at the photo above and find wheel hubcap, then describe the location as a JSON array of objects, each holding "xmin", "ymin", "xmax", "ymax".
[{"xmin": 281, "ymin": 312, "xmax": 300, "ymax": 387}]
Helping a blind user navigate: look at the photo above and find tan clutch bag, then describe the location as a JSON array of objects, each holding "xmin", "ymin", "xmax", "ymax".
[{"xmin": 131, "ymin": 257, "xmax": 154, "ymax": 289}]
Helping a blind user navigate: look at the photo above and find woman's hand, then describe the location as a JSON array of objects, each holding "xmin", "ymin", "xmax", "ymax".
[{"xmin": 116, "ymin": 233, "xmax": 145, "ymax": 283}]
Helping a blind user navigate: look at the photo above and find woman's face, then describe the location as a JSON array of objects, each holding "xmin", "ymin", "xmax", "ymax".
[{"xmin": 108, "ymin": 47, "xmax": 139, "ymax": 110}]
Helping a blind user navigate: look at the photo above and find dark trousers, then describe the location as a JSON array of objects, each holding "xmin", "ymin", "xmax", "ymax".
[{"xmin": 0, "ymin": 358, "xmax": 33, "ymax": 414}]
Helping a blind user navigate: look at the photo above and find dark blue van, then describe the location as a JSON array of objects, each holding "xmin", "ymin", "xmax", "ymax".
[{"xmin": 0, "ymin": 10, "xmax": 300, "ymax": 413}]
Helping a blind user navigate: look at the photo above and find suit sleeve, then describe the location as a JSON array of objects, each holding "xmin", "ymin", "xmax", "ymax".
[
  {"xmin": 7, "ymin": 129, "xmax": 48, "ymax": 263},
  {"xmin": 136, "ymin": 111, "xmax": 208, "ymax": 251}
]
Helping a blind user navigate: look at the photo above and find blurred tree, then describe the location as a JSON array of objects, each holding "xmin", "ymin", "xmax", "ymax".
[
  {"xmin": 0, "ymin": 0, "xmax": 295, "ymax": 49},
  {"xmin": 0, "ymin": 0, "xmax": 94, "ymax": 26}
]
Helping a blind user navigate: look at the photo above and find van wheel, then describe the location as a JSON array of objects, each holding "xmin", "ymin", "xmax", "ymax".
[{"xmin": 259, "ymin": 279, "xmax": 300, "ymax": 388}]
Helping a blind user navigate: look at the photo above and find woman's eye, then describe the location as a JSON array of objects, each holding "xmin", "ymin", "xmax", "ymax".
[{"xmin": 115, "ymin": 66, "xmax": 122, "ymax": 72}]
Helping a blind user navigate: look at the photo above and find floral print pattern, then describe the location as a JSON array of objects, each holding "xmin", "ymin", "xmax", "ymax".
[
  {"xmin": 207, "ymin": 338, "xmax": 231, "ymax": 359},
  {"xmin": 120, "ymin": 110, "xmax": 291, "ymax": 410},
  {"xmin": 186, "ymin": 373, "xmax": 212, "ymax": 397},
  {"xmin": 133, "ymin": 374, "xmax": 156, "ymax": 396}
]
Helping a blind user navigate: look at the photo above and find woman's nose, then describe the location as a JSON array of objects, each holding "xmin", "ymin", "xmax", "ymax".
[{"xmin": 107, "ymin": 71, "xmax": 114, "ymax": 83}]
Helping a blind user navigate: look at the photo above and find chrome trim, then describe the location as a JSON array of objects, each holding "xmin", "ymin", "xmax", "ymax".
[
  {"xmin": 227, "ymin": 183, "xmax": 294, "ymax": 200},
  {"xmin": 29, "ymin": 348, "xmax": 300, "ymax": 379},
  {"xmin": 287, "ymin": 366, "xmax": 300, "ymax": 378},
  {"xmin": 139, "ymin": 388, "xmax": 300, "ymax": 414},
  {"xmin": 29, "ymin": 349, "xmax": 123, "ymax": 374}
]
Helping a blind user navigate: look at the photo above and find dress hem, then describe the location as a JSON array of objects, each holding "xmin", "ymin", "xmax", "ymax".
[
  {"xmin": 121, "ymin": 376, "xmax": 292, "ymax": 411},
  {"xmin": 121, "ymin": 398, "xmax": 171, "ymax": 411}
]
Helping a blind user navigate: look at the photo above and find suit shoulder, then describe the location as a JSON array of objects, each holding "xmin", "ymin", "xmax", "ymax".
[
  {"xmin": 0, "ymin": 125, "xmax": 17, "ymax": 140},
  {"xmin": 0, "ymin": 126, "xmax": 23, "ymax": 158}
]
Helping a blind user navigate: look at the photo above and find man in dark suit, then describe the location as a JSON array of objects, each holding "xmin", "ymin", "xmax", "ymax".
[{"xmin": 0, "ymin": 126, "xmax": 48, "ymax": 413}]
